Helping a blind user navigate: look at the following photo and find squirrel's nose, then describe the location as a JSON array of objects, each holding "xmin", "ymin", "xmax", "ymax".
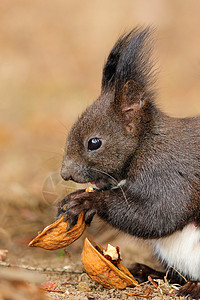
[
  {"xmin": 61, "ymin": 174, "xmax": 73, "ymax": 181},
  {"xmin": 60, "ymin": 159, "xmax": 74, "ymax": 181}
]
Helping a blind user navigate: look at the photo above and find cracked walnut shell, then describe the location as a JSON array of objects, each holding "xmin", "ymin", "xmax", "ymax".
[
  {"xmin": 28, "ymin": 212, "xmax": 86, "ymax": 250},
  {"xmin": 81, "ymin": 238, "xmax": 138, "ymax": 289}
]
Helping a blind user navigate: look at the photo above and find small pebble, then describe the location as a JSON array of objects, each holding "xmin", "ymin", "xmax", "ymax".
[
  {"xmin": 63, "ymin": 265, "xmax": 72, "ymax": 271},
  {"xmin": 77, "ymin": 282, "xmax": 91, "ymax": 292},
  {"xmin": 45, "ymin": 267, "xmax": 53, "ymax": 272}
]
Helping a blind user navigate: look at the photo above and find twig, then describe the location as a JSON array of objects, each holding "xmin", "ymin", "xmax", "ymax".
[
  {"xmin": 124, "ymin": 292, "xmax": 152, "ymax": 298},
  {"xmin": 167, "ymin": 266, "xmax": 187, "ymax": 283},
  {"xmin": 0, "ymin": 261, "xmax": 83, "ymax": 274},
  {"xmin": 124, "ymin": 287, "xmax": 153, "ymax": 298},
  {"xmin": 43, "ymin": 288, "xmax": 69, "ymax": 294},
  {"xmin": 148, "ymin": 275, "xmax": 158, "ymax": 288}
]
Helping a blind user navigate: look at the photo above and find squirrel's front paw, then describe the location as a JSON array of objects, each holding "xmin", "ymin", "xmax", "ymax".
[
  {"xmin": 57, "ymin": 189, "xmax": 96, "ymax": 229},
  {"xmin": 177, "ymin": 281, "xmax": 200, "ymax": 299}
]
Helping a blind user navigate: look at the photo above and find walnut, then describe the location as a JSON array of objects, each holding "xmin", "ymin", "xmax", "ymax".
[
  {"xmin": 81, "ymin": 238, "xmax": 138, "ymax": 289},
  {"xmin": 28, "ymin": 212, "xmax": 86, "ymax": 250}
]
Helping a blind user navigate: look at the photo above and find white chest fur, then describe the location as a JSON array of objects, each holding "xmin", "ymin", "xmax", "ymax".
[{"xmin": 152, "ymin": 224, "xmax": 200, "ymax": 280}]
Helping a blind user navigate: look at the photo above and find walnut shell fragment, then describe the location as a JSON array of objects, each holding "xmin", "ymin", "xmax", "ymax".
[
  {"xmin": 81, "ymin": 238, "xmax": 138, "ymax": 289},
  {"xmin": 28, "ymin": 212, "xmax": 86, "ymax": 250}
]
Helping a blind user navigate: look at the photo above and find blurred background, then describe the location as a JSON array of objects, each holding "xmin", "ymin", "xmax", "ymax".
[{"xmin": 0, "ymin": 0, "xmax": 200, "ymax": 266}]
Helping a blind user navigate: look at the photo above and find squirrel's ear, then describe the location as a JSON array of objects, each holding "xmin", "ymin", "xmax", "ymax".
[
  {"xmin": 118, "ymin": 80, "xmax": 146, "ymax": 133},
  {"xmin": 122, "ymin": 80, "xmax": 144, "ymax": 109}
]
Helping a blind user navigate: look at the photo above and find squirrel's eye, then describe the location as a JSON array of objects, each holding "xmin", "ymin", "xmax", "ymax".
[{"xmin": 88, "ymin": 138, "xmax": 102, "ymax": 151}]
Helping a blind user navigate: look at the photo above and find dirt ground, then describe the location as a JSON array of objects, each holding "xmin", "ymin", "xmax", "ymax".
[
  {"xmin": 0, "ymin": 249, "xmax": 181, "ymax": 300},
  {"xmin": 0, "ymin": 221, "xmax": 183, "ymax": 300}
]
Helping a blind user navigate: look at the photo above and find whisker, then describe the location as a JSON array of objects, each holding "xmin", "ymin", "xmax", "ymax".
[
  {"xmin": 56, "ymin": 119, "xmax": 70, "ymax": 133},
  {"xmin": 45, "ymin": 152, "xmax": 63, "ymax": 157},
  {"xmin": 42, "ymin": 156, "xmax": 62, "ymax": 165}
]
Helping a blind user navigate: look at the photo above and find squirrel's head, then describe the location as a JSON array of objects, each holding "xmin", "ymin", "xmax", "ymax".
[{"xmin": 61, "ymin": 27, "xmax": 155, "ymax": 189}]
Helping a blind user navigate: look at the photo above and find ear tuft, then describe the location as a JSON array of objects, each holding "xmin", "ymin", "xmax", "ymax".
[
  {"xmin": 102, "ymin": 27, "xmax": 156, "ymax": 102},
  {"xmin": 101, "ymin": 31, "xmax": 134, "ymax": 92},
  {"xmin": 114, "ymin": 27, "xmax": 155, "ymax": 100}
]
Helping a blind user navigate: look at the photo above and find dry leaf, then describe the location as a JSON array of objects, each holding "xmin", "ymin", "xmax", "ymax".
[
  {"xmin": 81, "ymin": 238, "xmax": 138, "ymax": 289},
  {"xmin": 42, "ymin": 282, "xmax": 56, "ymax": 291},
  {"xmin": 0, "ymin": 268, "xmax": 46, "ymax": 300},
  {"xmin": 28, "ymin": 212, "xmax": 86, "ymax": 250},
  {"xmin": 0, "ymin": 249, "xmax": 8, "ymax": 261}
]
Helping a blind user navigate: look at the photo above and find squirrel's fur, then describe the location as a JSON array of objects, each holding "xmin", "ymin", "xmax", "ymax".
[{"xmin": 58, "ymin": 27, "xmax": 200, "ymax": 298}]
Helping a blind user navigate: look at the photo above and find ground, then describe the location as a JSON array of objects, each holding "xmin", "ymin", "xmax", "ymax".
[
  {"xmin": 0, "ymin": 202, "xmax": 184, "ymax": 299},
  {"xmin": 0, "ymin": 231, "xmax": 183, "ymax": 300}
]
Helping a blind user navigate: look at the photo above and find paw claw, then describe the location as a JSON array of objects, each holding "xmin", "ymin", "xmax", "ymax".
[
  {"xmin": 84, "ymin": 209, "xmax": 96, "ymax": 225},
  {"xmin": 63, "ymin": 214, "xmax": 69, "ymax": 222},
  {"xmin": 66, "ymin": 215, "xmax": 78, "ymax": 231},
  {"xmin": 56, "ymin": 189, "xmax": 96, "ymax": 228},
  {"xmin": 66, "ymin": 221, "xmax": 72, "ymax": 231}
]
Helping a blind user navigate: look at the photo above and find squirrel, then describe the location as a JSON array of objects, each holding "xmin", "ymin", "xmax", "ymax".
[{"xmin": 57, "ymin": 27, "xmax": 200, "ymax": 299}]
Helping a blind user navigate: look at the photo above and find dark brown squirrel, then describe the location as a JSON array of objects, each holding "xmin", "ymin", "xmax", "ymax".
[{"xmin": 57, "ymin": 27, "xmax": 200, "ymax": 298}]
